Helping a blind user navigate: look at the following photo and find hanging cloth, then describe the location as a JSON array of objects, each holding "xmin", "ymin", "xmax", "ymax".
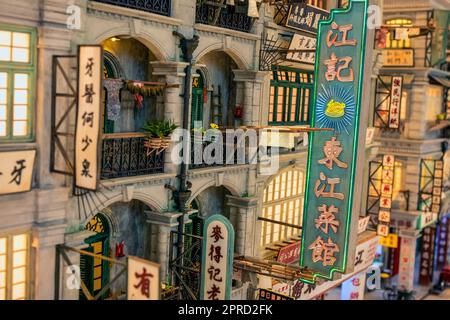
[
  {"xmin": 247, "ymin": 0, "xmax": 259, "ymax": 18},
  {"xmin": 103, "ymin": 78, "xmax": 123, "ymax": 121}
]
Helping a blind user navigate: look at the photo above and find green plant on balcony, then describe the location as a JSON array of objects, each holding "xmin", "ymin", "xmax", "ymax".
[{"xmin": 142, "ymin": 120, "xmax": 178, "ymax": 155}]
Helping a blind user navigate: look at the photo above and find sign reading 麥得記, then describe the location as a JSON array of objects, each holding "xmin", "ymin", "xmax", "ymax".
[{"xmin": 299, "ymin": 0, "xmax": 369, "ymax": 282}]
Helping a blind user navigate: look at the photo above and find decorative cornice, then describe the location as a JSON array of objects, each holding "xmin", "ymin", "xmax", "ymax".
[
  {"xmin": 100, "ymin": 173, "xmax": 176, "ymax": 189},
  {"xmin": 194, "ymin": 23, "xmax": 260, "ymax": 42},
  {"xmin": 226, "ymin": 195, "xmax": 259, "ymax": 209},
  {"xmin": 145, "ymin": 210, "xmax": 182, "ymax": 227}
]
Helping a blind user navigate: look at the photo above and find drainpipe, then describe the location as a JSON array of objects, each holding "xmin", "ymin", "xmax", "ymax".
[{"xmin": 173, "ymin": 31, "xmax": 199, "ymax": 288}]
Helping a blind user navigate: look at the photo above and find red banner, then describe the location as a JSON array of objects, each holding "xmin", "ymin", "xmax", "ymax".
[{"xmin": 277, "ymin": 241, "xmax": 301, "ymax": 264}]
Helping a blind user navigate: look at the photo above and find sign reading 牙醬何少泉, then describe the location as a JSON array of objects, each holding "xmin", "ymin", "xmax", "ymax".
[
  {"xmin": 200, "ymin": 214, "xmax": 234, "ymax": 300},
  {"xmin": 127, "ymin": 256, "xmax": 160, "ymax": 300},
  {"xmin": 299, "ymin": 0, "xmax": 369, "ymax": 282},
  {"xmin": 74, "ymin": 45, "xmax": 103, "ymax": 191},
  {"xmin": 0, "ymin": 150, "xmax": 36, "ymax": 195}
]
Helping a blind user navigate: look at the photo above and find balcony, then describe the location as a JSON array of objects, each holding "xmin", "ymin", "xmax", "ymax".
[
  {"xmin": 101, "ymin": 133, "xmax": 164, "ymax": 180},
  {"xmin": 195, "ymin": 2, "xmax": 255, "ymax": 33},
  {"xmin": 91, "ymin": 0, "xmax": 171, "ymax": 16}
]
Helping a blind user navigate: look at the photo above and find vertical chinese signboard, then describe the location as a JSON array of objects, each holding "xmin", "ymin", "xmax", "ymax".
[
  {"xmin": 0, "ymin": 150, "xmax": 36, "ymax": 195},
  {"xmin": 437, "ymin": 216, "xmax": 450, "ymax": 269},
  {"xmin": 299, "ymin": 0, "xmax": 368, "ymax": 282},
  {"xmin": 200, "ymin": 214, "xmax": 234, "ymax": 300},
  {"xmin": 127, "ymin": 256, "xmax": 160, "ymax": 300},
  {"xmin": 74, "ymin": 45, "xmax": 103, "ymax": 191},
  {"xmin": 388, "ymin": 77, "xmax": 402, "ymax": 129},
  {"xmin": 378, "ymin": 155, "xmax": 395, "ymax": 237},
  {"xmin": 419, "ymin": 227, "xmax": 435, "ymax": 285},
  {"xmin": 398, "ymin": 236, "xmax": 416, "ymax": 292}
]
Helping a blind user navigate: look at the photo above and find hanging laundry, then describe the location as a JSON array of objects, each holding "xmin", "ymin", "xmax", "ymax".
[
  {"xmin": 247, "ymin": 0, "xmax": 260, "ymax": 18},
  {"xmin": 103, "ymin": 78, "xmax": 123, "ymax": 121}
]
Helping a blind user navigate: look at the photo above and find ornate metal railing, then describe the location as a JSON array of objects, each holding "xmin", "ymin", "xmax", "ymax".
[
  {"xmin": 195, "ymin": 2, "xmax": 254, "ymax": 33},
  {"xmin": 101, "ymin": 133, "xmax": 164, "ymax": 179},
  {"xmin": 91, "ymin": 0, "xmax": 171, "ymax": 16},
  {"xmin": 189, "ymin": 134, "xmax": 248, "ymax": 169}
]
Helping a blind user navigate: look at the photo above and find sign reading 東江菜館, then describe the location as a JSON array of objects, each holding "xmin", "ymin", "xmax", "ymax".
[
  {"xmin": 299, "ymin": 0, "xmax": 369, "ymax": 282},
  {"xmin": 200, "ymin": 214, "xmax": 234, "ymax": 300},
  {"xmin": 74, "ymin": 45, "xmax": 103, "ymax": 191}
]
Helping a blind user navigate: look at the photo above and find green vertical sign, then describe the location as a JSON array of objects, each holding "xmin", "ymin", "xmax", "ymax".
[{"xmin": 299, "ymin": 0, "xmax": 368, "ymax": 282}]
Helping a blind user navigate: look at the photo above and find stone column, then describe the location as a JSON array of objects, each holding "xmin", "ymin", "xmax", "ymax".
[
  {"xmin": 226, "ymin": 196, "xmax": 259, "ymax": 256},
  {"xmin": 233, "ymin": 70, "xmax": 269, "ymax": 127},
  {"xmin": 145, "ymin": 211, "xmax": 182, "ymax": 281},
  {"xmin": 151, "ymin": 61, "xmax": 190, "ymax": 175},
  {"xmin": 60, "ymin": 230, "xmax": 95, "ymax": 300},
  {"xmin": 407, "ymin": 81, "xmax": 430, "ymax": 140},
  {"xmin": 398, "ymin": 230, "xmax": 420, "ymax": 293},
  {"xmin": 404, "ymin": 157, "xmax": 421, "ymax": 211},
  {"xmin": 33, "ymin": 224, "xmax": 66, "ymax": 300}
]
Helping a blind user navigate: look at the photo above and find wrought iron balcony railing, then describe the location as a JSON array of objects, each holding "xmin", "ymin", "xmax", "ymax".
[
  {"xmin": 101, "ymin": 133, "xmax": 164, "ymax": 179},
  {"xmin": 91, "ymin": 0, "xmax": 171, "ymax": 16},
  {"xmin": 195, "ymin": 3, "xmax": 254, "ymax": 33}
]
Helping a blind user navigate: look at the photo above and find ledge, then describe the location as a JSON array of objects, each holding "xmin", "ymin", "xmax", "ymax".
[
  {"xmin": 194, "ymin": 23, "xmax": 260, "ymax": 41},
  {"xmin": 145, "ymin": 211, "xmax": 182, "ymax": 227},
  {"xmin": 87, "ymin": 1, "xmax": 183, "ymax": 26},
  {"xmin": 100, "ymin": 172, "xmax": 177, "ymax": 187}
]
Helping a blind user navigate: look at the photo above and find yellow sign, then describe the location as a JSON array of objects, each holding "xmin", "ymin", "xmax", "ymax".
[
  {"xmin": 379, "ymin": 233, "xmax": 398, "ymax": 248},
  {"xmin": 382, "ymin": 49, "xmax": 414, "ymax": 67}
]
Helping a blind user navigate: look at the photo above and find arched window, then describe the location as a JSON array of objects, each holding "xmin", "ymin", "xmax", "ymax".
[{"xmin": 260, "ymin": 169, "xmax": 305, "ymax": 248}]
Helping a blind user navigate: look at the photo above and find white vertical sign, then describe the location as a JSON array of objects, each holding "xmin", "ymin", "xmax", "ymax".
[
  {"xmin": 378, "ymin": 155, "xmax": 395, "ymax": 237},
  {"xmin": 74, "ymin": 45, "xmax": 102, "ymax": 191},
  {"xmin": 127, "ymin": 256, "xmax": 160, "ymax": 300},
  {"xmin": 341, "ymin": 271, "xmax": 367, "ymax": 300},
  {"xmin": 389, "ymin": 76, "xmax": 403, "ymax": 129},
  {"xmin": 398, "ymin": 237, "xmax": 417, "ymax": 292}
]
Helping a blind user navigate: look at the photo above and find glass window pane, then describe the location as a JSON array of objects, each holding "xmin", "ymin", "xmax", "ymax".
[
  {"xmin": 0, "ymin": 121, "xmax": 5, "ymax": 136},
  {"xmin": 14, "ymin": 74, "xmax": 28, "ymax": 89},
  {"xmin": 0, "ymin": 105, "xmax": 6, "ymax": 120},
  {"xmin": 0, "ymin": 90, "xmax": 6, "ymax": 104},
  {"xmin": 0, "ymin": 46, "xmax": 11, "ymax": 61},
  {"xmin": 12, "ymin": 283, "xmax": 25, "ymax": 300},
  {"xmin": 0, "ymin": 288, "xmax": 5, "ymax": 300},
  {"xmin": 13, "ymin": 251, "xmax": 26, "ymax": 268},
  {"xmin": 0, "ymin": 271, "xmax": 5, "ymax": 288},
  {"xmin": 13, "ymin": 121, "xmax": 27, "ymax": 136},
  {"xmin": 14, "ymin": 105, "xmax": 27, "ymax": 120},
  {"xmin": 0, "ymin": 73, "xmax": 7, "ymax": 88},
  {"xmin": 12, "ymin": 48, "xmax": 28, "ymax": 63},
  {"xmin": 12, "ymin": 32, "xmax": 29, "ymax": 48},
  {"xmin": 12, "ymin": 267, "xmax": 26, "ymax": 283},
  {"xmin": 0, "ymin": 31, "xmax": 11, "ymax": 46},
  {"xmin": 0, "ymin": 256, "xmax": 5, "ymax": 271},
  {"xmin": 14, "ymin": 90, "xmax": 28, "ymax": 104},
  {"xmin": 13, "ymin": 234, "xmax": 27, "ymax": 251},
  {"xmin": 0, "ymin": 239, "xmax": 4, "ymax": 255}
]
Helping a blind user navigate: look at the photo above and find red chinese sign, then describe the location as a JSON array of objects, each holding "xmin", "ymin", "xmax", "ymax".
[
  {"xmin": 419, "ymin": 227, "xmax": 436, "ymax": 285},
  {"xmin": 377, "ymin": 155, "xmax": 395, "ymax": 237},
  {"xmin": 277, "ymin": 241, "xmax": 301, "ymax": 264}
]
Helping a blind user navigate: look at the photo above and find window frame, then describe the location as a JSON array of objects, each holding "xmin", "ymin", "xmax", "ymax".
[
  {"xmin": 269, "ymin": 67, "xmax": 313, "ymax": 126},
  {"xmin": 0, "ymin": 23, "xmax": 36, "ymax": 143},
  {"xmin": 0, "ymin": 230, "xmax": 31, "ymax": 300}
]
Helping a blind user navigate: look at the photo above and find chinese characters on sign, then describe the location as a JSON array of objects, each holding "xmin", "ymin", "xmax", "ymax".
[
  {"xmin": 300, "ymin": 0, "xmax": 368, "ymax": 281},
  {"xmin": 259, "ymin": 288, "xmax": 293, "ymax": 301},
  {"xmin": 0, "ymin": 150, "xmax": 36, "ymax": 195},
  {"xmin": 127, "ymin": 256, "xmax": 160, "ymax": 300},
  {"xmin": 200, "ymin": 215, "xmax": 234, "ymax": 300},
  {"xmin": 379, "ymin": 233, "xmax": 398, "ymax": 248},
  {"xmin": 398, "ymin": 236, "xmax": 416, "ymax": 292},
  {"xmin": 286, "ymin": 4, "xmax": 330, "ymax": 34},
  {"xmin": 377, "ymin": 155, "xmax": 395, "ymax": 237},
  {"xmin": 389, "ymin": 76, "xmax": 403, "ymax": 129},
  {"xmin": 74, "ymin": 45, "xmax": 102, "ymax": 191},
  {"xmin": 419, "ymin": 227, "xmax": 435, "ymax": 285},
  {"xmin": 340, "ymin": 272, "xmax": 366, "ymax": 300},
  {"xmin": 277, "ymin": 241, "xmax": 301, "ymax": 264},
  {"xmin": 286, "ymin": 34, "xmax": 316, "ymax": 65},
  {"xmin": 437, "ymin": 217, "xmax": 450, "ymax": 269},
  {"xmin": 431, "ymin": 160, "xmax": 443, "ymax": 214},
  {"xmin": 382, "ymin": 49, "xmax": 414, "ymax": 67}
]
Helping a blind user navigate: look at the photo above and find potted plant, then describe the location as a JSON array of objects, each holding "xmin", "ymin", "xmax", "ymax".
[{"xmin": 142, "ymin": 120, "xmax": 178, "ymax": 153}]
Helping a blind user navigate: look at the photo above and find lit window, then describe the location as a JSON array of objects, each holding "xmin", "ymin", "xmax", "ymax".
[
  {"xmin": 0, "ymin": 232, "xmax": 29, "ymax": 300},
  {"xmin": 385, "ymin": 18, "xmax": 413, "ymax": 49},
  {"xmin": 0, "ymin": 26, "xmax": 35, "ymax": 141},
  {"xmin": 260, "ymin": 169, "xmax": 305, "ymax": 248},
  {"xmin": 426, "ymin": 86, "xmax": 443, "ymax": 122}
]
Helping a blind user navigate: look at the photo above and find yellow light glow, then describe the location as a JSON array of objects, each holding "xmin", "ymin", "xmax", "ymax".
[
  {"xmin": 0, "ymin": 31, "xmax": 11, "ymax": 46},
  {"xmin": 13, "ymin": 234, "xmax": 27, "ymax": 251},
  {"xmin": 12, "ymin": 282, "xmax": 25, "ymax": 300},
  {"xmin": 13, "ymin": 121, "xmax": 27, "ymax": 136},
  {"xmin": 0, "ymin": 238, "xmax": 6, "ymax": 255}
]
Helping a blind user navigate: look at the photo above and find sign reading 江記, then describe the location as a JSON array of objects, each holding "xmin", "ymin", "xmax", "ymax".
[
  {"xmin": 74, "ymin": 45, "xmax": 103, "ymax": 191},
  {"xmin": 127, "ymin": 256, "xmax": 160, "ymax": 300},
  {"xmin": 200, "ymin": 215, "xmax": 234, "ymax": 300},
  {"xmin": 299, "ymin": 0, "xmax": 368, "ymax": 282},
  {"xmin": 388, "ymin": 77, "xmax": 403, "ymax": 129},
  {"xmin": 0, "ymin": 150, "xmax": 36, "ymax": 195},
  {"xmin": 377, "ymin": 155, "xmax": 395, "ymax": 237},
  {"xmin": 286, "ymin": 34, "xmax": 316, "ymax": 65},
  {"xmin": 286, "ymin": 3, "xmax": 330, "ymax": 34}
]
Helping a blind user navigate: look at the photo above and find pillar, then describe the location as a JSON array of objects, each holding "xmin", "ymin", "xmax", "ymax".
[
  {"xmin": 226, "ymin": 195, "xmax": 259, "ymax": 256},
  {"xmin": 145, "ymin": 211, "xmax": 182, "ymax": 281}
]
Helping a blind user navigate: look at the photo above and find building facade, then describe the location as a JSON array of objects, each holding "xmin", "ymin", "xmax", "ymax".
[{"xmin": 0, "ymin": 0, "xmax": 447, "ymax": 301}]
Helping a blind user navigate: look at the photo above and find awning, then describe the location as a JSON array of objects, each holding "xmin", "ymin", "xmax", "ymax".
[
  {"xmin": 428, "ymin": 120, "xmax": 450, "ymax": 132},
  {"xmin": 429, "ymin": 74, "xmax": 450, "ymax": 88}
]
